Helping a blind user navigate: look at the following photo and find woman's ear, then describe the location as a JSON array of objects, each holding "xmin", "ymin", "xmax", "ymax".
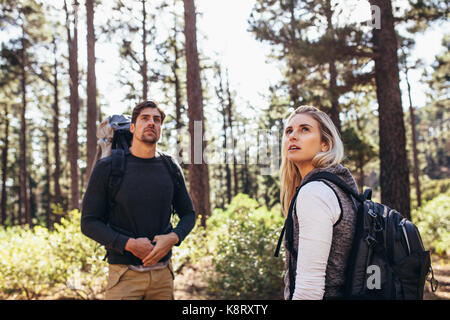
[{"xmin": 321, "ymin": 141, "xmax": 329, "ymax": 152}]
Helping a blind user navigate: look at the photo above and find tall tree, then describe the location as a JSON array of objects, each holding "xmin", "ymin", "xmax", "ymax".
[
  {"xmin": 400, "ymin": 46, "xmax": 422, "ymax": 207},
  {"xmin": 64, "ymin": 0, "xmax": 80, "ymax": 211},
  {"xmin": 19, "ymin": 21, "xmax": 32, "ymax": 226},
  {"xmin": 214, "ymin": 63, "xmax": 231, "ymax": 205},
  {"xmin": 419, "ymin": 34, "xmax": 450, "ymax": 180},
  {"xmin": 249, "ymin": 0, "xmax": 375, "ymax": 131},
  {"xmin": 85, "ymin": 0, "xmax": 98, "ymax": 182},
  {"xmin": 51, "ymin": 35, "xmax": 63, "ymax": 209},
  {"xmin": 369, "ymin": 0, "xmax": 411, "ymax": 219},
  {"xmin": 183, "ymin": 0, "xmax": 210, "ymax": 225},
  {"xmin": 0, "ymin": 101, "xmax": 9, "ymax": 225}
]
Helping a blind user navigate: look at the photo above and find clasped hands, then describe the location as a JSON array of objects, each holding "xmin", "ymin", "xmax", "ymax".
[{"xmin": 124, "ymin": 232, "xmax": 179, "ymax": 266}]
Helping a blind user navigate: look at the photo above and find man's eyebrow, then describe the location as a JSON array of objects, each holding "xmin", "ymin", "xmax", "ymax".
[{"xmin": 139, "ymin": 114, "xmax": 160, "ymax": 118}]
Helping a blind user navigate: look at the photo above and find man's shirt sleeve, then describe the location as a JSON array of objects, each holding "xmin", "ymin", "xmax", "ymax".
[{"xmin": 171, "ymin": 159, "xmax": 196, "ymax": 246}]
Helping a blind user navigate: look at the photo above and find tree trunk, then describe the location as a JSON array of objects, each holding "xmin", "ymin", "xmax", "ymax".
[
  {"xmin": 1, "ymin": 103, "xmax": 9, "ymax": 225},
  {"xmin": 325, "ymin": 0, "xmax": 341, "ymax": 132},
  {"xmin": 216, "ymin": 66, "xmax": 231, "ymax": 204},
  {"xmin": 225, "ymin": 70, "xmax": 238, "ymax": 197},
  {"xmin": 20, "ymin": 25, "xmax": 31, "ymax": 227},
  {"xmin": 288, "ymin": 0, "xmax": 299, "ymax": 105},
  {"xmin": 142, "ymin": 0, "xmax": 148, "ymax": 100},
  {"xmin": 405, "ymin": 67, "xmax": 422, "ymax": 208},
  {"xmin": 85, "ymin": 0, "xmax": 98, "ymax": 183},
  {"xmin": 44, "ymin": 132, "xmax": 52, "ymax": 229},
  {"xmin": 369, "ymin": 0, "xmax": 411, "ymax": 219},
  {"xmin": 183, "ymin": 0, "xmax": 210, "ymax": 226},
  {"xmin": 172, "ymin": 15, "xmax": 184, "ymax": 163},
  {"xmin": 65, "ymin": 0, "xmax": 80, "ymax": 211},
  {"xmin": 52, "ymin": 36, "xmax": 62, "ymax": 208}
]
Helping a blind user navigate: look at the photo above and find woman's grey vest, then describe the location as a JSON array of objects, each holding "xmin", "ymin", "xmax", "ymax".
[{"xmin": 284, "ymin": 164, "xmax": 359, "ymax": 299}]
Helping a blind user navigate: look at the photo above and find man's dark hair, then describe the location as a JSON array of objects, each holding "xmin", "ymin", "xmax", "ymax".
[{"xmin": 131, "ymin": 100, "xmax": 166, "ymax": 124}]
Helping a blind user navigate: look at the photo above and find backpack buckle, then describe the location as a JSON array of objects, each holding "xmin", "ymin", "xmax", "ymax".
[{"xmin": 365, "ymin": 234, "xmax": 377, "ymax": 248}]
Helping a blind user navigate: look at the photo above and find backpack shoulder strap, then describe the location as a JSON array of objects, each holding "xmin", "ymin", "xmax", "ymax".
[
  {"xmin": 158, "ymin": 151, "xmax": 182, "ymax": 191},
  {"xmin": 308, "ymin": 171, "xmax": 364, "ymax": 203},
  {"xmin": 108, "ymin": 149, "xmax": 127, "ymax": 214}
]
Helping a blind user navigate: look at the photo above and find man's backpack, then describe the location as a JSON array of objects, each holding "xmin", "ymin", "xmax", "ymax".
[
  {"xmin": 275, "ymin": 171, "xmax": 438, "ymax": 300},
  {"xmin": 93, "ymin": 114, "xmax": 184, "ymax": 233}
]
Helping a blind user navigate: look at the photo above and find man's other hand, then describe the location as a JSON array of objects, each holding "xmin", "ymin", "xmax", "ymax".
[{"xmin": 142, "ymin": 232, "xmax": 179, "ymax": 266}]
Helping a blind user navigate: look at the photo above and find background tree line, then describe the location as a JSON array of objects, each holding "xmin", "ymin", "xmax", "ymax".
[{"xmin": 0, "ymin": 0, "xmax": 448, "ymax": 230}]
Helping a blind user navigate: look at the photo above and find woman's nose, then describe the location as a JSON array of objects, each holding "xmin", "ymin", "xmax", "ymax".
[{"xmin": 289, "ymin": 131, "xmax": 297, "ymax": 141}]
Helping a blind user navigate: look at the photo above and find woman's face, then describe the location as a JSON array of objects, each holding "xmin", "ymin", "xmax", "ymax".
[{"xmin": 283, "ymin": 113, "xmax": 328, "ymax": 165}]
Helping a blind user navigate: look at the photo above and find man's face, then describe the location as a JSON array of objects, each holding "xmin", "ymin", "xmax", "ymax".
[{"xmin": 130, "ymin": 107, "xmax": 162, "ymax": 145}]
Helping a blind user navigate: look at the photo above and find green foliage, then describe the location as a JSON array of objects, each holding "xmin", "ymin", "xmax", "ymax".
[
  {"xmin": 413, "ymin": 190, "xmax": 450, "ymax": 256},
  {"xmin": 0, "ymin": 210, "xmax": 107, "ymax": 299},
  {"xmin": 205, "ymin": 194, "xmax": 285, "ymax": 300},
  {"xmin": 419, "ymin": 177, "xmax": 450, "ymax": 203}
]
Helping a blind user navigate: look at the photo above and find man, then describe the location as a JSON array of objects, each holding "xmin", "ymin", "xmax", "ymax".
[{"xmin": 81, "ymin": 100, "xmax": 196, "ymax": 300}]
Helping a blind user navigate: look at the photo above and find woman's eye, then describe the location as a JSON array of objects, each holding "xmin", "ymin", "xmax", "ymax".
[
  {"xmin": 285, "ymin": 129, "xmax": 292, "ymax": 135},
  {"xmin": 302, "ymin": 127, "xmax": 309, "ymax": 132}
]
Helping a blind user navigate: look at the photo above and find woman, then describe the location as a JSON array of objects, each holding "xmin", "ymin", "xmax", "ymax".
[{"xmin": 280, "ymin": 106, "xmax": 359, "ymax": 300}]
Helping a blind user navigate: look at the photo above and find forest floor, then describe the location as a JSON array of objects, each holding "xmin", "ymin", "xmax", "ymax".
[
  {"xmin": 423, "ymin": 255, "xmax": 450, "ymax": 300},
  {"xmin": 1, "ymin": 255, "xmax": 448, "ymax": 300},
  {"xmin": 173, "ymin": 255, "xmax": 450, "ymax": 300}
]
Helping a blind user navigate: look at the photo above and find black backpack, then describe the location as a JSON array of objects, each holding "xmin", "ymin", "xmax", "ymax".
[{"xmin": 275, "ymin": 171, "xmax": 438, "ymax": 300}]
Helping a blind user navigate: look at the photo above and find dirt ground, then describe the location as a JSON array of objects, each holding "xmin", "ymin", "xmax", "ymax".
[
  {"xmin": 175, "ymin": 255, "xmax": 450, "ymax": 300},
  {"xmin": 423, "ymin": 255, "xmax": 450, "ymax": 300}
]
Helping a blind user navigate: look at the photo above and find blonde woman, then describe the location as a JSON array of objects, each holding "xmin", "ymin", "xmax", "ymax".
[{"xmin": 277, "ymin": 106, "xmax": 359, "ymax": 300}]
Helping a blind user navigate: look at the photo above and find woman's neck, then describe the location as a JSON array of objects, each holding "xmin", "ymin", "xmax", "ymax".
[{"xmin": 295, "ymin": 162, "xmax": 315, "ymax": 180}]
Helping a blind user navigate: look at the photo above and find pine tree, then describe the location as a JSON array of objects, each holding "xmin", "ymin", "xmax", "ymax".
[{"xmin": 183, "ymin": 0, "xmax": 210, "ymax": 225}]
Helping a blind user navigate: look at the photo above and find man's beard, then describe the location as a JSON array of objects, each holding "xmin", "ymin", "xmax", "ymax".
[{"xmin": 139, "ymin": 131, "xmax": 158, "ymax": 144}]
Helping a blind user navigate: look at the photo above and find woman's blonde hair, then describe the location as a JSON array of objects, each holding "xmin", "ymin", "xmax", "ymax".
[{"xmin": 280, "ymin": 106, "xmax": 344, "ymax": 216}]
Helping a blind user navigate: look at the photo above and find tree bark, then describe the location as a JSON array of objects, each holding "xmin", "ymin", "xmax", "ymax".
[
  {"xmin": 369, "ymin": 0, "xmax": 411, "ymax": 219},
  {"xmin": 52, "ymin": 36, "xmax": 62, "ymax": 208},
  {"xmin": 142, "ymin": 0, "xmax": 148, "ymax": 100},
  {"xmin": 325, "ymin": 0, "xmax": 341, "ymax": 132},
  {"xmin": 219, "ymin": 70, "xmax": 232, "ymax": 204},
  {"xmin": 1, "ymin": 103, "xmax": 9, "ymax": 225},
  {"xmin": 183, "ymin": 0, "xmax": 210, "ymax": 226},
  {"xmin": 65, "ymin": 0, "xmax": 80, "ymax": 211},
  {"xmin": 85, "ymin": 0, "xmax": 98, "ymax": 183},
  {"xmin": 20, "ymin": 24, "xmax": 31, "ymax": 226},
  {"xmin": 44, "ymin": 132, "xmax": 52, "ymax": 229},
  {"xmin": 405, "ymin": 67, "xmax": 421, "ymax": 207},
  {"xmin": 171, "ymin": 13, "xmax": 184, "ymax": 162},
  {"xmin": 225, "ymin": 70, "xmax": 238, "ymax": 197}
]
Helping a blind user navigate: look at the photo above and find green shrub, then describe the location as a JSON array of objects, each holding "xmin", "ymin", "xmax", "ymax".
[
  {"xmin": 205, "ymin": 194, "xmax": 285, "ymax": 300},
  {"xmin": 0, "ymin": 210, "xmax": 107, "ymax": 299},
  {"xmin": 412, "ymin": 190, "xmax": 450, "ymax": 256},
  {"xmin": 419, "ymin": 178, "xmax": 450, "ymax": 203}
]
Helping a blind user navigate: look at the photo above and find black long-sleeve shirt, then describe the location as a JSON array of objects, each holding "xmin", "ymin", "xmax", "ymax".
[{"xmin": 81, "ymin": 150, "xmax": 196, "ymax": 265}]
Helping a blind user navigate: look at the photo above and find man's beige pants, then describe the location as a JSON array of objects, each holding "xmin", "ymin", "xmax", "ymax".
[{"xmin": 105, "ymin": 261, "xmax": 174, "ymax": 300}]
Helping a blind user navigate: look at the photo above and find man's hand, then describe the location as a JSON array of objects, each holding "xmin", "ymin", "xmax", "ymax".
[
  {"xmin": 125, "ymin": 237, "xmax": 154, "ymax": 260},
  {"xmin": 142, "ymin": 232, "xmax": 179, "ymax": 266}
]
